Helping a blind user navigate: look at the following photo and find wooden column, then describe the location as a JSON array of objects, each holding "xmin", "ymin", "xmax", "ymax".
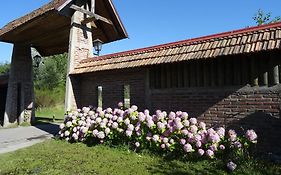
[
  {"xmin": 177, "ymin": 62, "xmax": 183, "ymax": 88},
  {"xmin": 190, "ymin": 60, "xmax": 196, "ymax": 87},
  {"xmin": 225, "ymin": 58, "xmax": 232, "ymax": 85},
  {"xmin": 183, "ymin": 62, "xmax": 189, "ymax": 87},
  {"xmin": 210, "ymin": 60, "xmax": 216, "ymax": 87},
  {"xmin": 124, "ymin": 85, "xmax": 130, "ymax": 109},
  {"xmin": 251, "ymin": 57, "xmax": 259, "ymax": 86},
  {"xmin": 241, "ymin": 56, "xmax": 249, "ymax": 85},
  {"xmin": 203, "ymin": 60, "xmax": 209, "ymax": 87},
  {"xmin": 218, "ymin": 58, "xmax": 224, "ymax": 86},
  {"xmin": 260, "ymin": 54, "xmax": 268, "ymax": 86},
  {"xmin": 97, "ymin": 86, "xmax": 103, "ymax": 108},
  {"xmin": 273, "ymin": 64, "xmax": 279, "ymax": 85},
  {"xmin": 166, "ymin": 64, "xmax": 171, "ymax": 88},
  {"xmin": 196, "ymin": 60, "xmax": 202, "ymax": 87},
  {"xmin": 233, "ymin": 57, "xmax": 241, "ymax": 85},
  {"xmin": 144, "ymin": 68, "xmax": 151, "ymax": 109},
  {"xmin": 271, "ymin": 53, "xmax": 279, "ymax": 85},
  {"xmin": 160, "ymin": 64, "xmax": 166, "ymax": 88}
]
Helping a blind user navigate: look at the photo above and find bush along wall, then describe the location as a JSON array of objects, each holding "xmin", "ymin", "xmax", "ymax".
[{"xmin": 59, "ymin": 103, "xmax": 258, "ymax": 172}]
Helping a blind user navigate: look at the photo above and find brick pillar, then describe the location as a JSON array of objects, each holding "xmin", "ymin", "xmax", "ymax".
[
  {"xmin": 65, "ymin": 5, "xmax": 93, "ymax": 112},
  {"xmin": 3, "ymin": 44, "xmax": 34, "ymax": 127}
]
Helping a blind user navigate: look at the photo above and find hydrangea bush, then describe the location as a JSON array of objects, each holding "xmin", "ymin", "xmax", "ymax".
[{"xmin": 59, "ymin": 103, "xmax": 257, "ymax": 165}]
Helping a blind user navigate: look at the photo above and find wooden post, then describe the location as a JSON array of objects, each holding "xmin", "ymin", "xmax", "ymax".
[
  {"xmin": 190, "ymin": 60, "xmax": 196, "ymax": 87},
  {"xmin": 177, "ymin": 62, "xmax": 183, "ymax": 88},
  {"xmin": 233, "ymin": 57, "xmax": 241, "ymax": 85},
  {"xmin": 196, "ymin": 60, "xmax": 202, "ymax": 87},
  {"xmin": 171, "ymin": 63, "xmax": 177, "ymax": 88},
  {"xmin": 97, "ymin": 86, "xmax": 102, "ymax": 108},
  {"xmin": 273, "ymin": 63, "xmax": 279, "ymax": 85},
  {"xmin": 210, "ymin": 59, "xmax": 216, "ymax": 87},
  {"xmin": 183, "ymin": 62, "xmax": 189, "ymax": 87},
  {"xmin": 241, "ymin": 56, "xmax": 249, "ymax": 85},
  {"xmin": 161, "ymin": 64, "xmax": 166, "ymax": 88},
  {"xmin": 149, "ymin": 67, "xmax": 155, "ymax": 89},
  {"xmin": 218, "ymin": 58, "xmax": 224, "ymax": 86},
  {"xmin": 91, "ymin": 0, "xmax": 95, "ymax": 13},
  {"xmin": 166, "ymin": 64, "xmax": 171, "ymax": 88},
  {"xmin": 124, "ymin": 85, "xmax": 130, "ymax": 109},
  {"xmin": 251, "ymin": 57, "xmax": 259, "ymax": 86},
  {"xmin": 155, "ymin": 66, "xmax": 160, "ymax": 89},
  {"xmin": 225, "ymin": 58, "xmax": 232, "ymax": 85},
  {"xmin": 259, "ymin": 54, "xmax": 268, "ymax": 86},
  {"xmin": 203, "ymin": 60, "xmax": 209, "ymax": 87},
  {"xmin": 145, "ymin": 68, "xmax": 151, "ymax": 109}
]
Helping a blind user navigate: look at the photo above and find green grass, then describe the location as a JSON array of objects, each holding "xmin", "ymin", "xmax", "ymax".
[
  {"xmin": 35, "ymin": 105, "xmax": 65, "ymax": 123},
  {"xmin": 0, "ymin": 140, "xmax": 280, "ymax": 175}
]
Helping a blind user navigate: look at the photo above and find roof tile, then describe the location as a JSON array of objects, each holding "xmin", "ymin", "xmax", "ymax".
[{"xmin": 72, "ymin": 22, "xmax": 281, "ymax": 74}]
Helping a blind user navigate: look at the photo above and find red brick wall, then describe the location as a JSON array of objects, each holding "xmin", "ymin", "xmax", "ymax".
[
  {"xmin": 150, "ymin": 86, "xmax": 281, "ymax": 154},
  {"xmin": 75, "ymin": 67, "xmax": 281, "ymax": 154}
]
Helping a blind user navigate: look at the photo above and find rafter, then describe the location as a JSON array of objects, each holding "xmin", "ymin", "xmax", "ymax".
[{"xmin": 70, "ymin": 4, "xmax": 113, "ymax": 25}]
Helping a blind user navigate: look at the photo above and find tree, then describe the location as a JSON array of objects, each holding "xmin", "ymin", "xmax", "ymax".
[
  {"xmin": 253, "ymin": 9, "xmax": 280, "ymax": 26},
  {"xmin": 0, "ymin": 62, "xmax": 10, "ymax": 74},
  {"xmin": 34, "ymin": 53, "xmax": 67, "ymax": 90}
]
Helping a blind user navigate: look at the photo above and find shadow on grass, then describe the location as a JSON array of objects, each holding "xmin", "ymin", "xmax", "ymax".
[{"xmin": 146, "ymin": 157, "xmax": 226, "ymax": 175}]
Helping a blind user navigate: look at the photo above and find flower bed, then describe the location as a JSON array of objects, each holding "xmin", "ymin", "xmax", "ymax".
[{"xmin": 59, "ymin": 103, "xmax": 257, "ymax": 171}]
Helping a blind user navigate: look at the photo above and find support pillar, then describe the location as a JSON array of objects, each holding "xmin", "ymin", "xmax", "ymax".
[
  {"xmin": 65, "ymin": 3, "xmax": 93, "ymax": 112},
  {"xmin": 3, "ymin": 44, "xmax": 34, "ymax": 127}
]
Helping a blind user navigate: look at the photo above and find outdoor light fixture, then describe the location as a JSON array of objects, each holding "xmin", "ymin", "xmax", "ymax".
[
  {"xmin": 93, "ymin": 39, "xmax": 103, "ymax": 56},
  {"xmin": 33, "ymin": 55, "xmax": 42, "ymax": 68}
]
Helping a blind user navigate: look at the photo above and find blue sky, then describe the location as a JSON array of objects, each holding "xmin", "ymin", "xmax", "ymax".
[{"xmin": 0, "ymin": 0, "xmax": 280, "ymax": 63}]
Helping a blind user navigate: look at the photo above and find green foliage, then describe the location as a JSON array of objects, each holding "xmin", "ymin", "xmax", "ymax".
[
  {"xmin": 253, "ymin": 9, "xmax": 281, "ymax": 26},
  {"xmin": 0, "ymin": 62, "xmax": 10, "ymax": 74},
  {"xmin": 34, "ymin": 86, "xmax": 65, "ymax": 108},
  {"xmin": 34, "ymin": 53, "xmax": 67, "ymax": 90},
  {"xmin": 34, "ymin": 53, "xmax": 67, "ymax": 108},
  {"xmin": 0, "ymin": 140, "xmax": 280, "ymax": 175}
]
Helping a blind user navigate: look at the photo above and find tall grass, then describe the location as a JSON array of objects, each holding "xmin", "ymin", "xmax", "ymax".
[{"xmin": 35, "ymin": 86, "xmax": 65, "ymax": 108}]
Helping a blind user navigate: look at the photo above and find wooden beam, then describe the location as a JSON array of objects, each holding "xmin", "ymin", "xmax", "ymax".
[
  {"xmin": 251, "ymin": 57, "xmax": 259, "ymax": 86},
  {"xmin": 91, "ymin": 0, "xmax": 96, "ymax": 14},
  {"xmin": 70, "ymin": 4, "xmax": 113, "ymax": 25}
]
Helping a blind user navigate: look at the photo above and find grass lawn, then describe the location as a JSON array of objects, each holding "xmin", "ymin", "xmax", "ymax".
[
  {"xmin": 0, "ymin": 140, "xmax": 280, "ymax": 175},
  {"xmin": 35, "ymin": 105, "xmax": 65, "ymax": 123}
]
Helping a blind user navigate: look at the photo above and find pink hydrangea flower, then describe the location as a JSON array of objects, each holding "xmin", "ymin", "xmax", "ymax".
[
  {"xmin": 183, "ymin": 143, "xmax": 193, "ymax": 153},
  {"xmin": 196, "ymin": 141, "xmax": 202, "ymax": 148},
  {"xmin": 216, "ymin": 127, "xmax": 225, "ymax": 138},
  {"xmin": 198, "ymin": 149, "xmax": 205, "ymax": 156},
  {"xmin": 219, "ymin": 144, "xmax": 225, "ymax": 150},
  {"xmin": 206, "ymin": 149, "xmax": 214, "ymax": 158},
  {"xmin": 228, "ymin": 129, "xmax": 237, "ymax": 142},
  {"xmin": 189, "ymin": 118, "xmax": 197, "ymax": 125},
  {"xmin": 126, "ymin": 130, "xmax": 133, "ymax": 137},
  {"xmin": 152, "ymin": 135, "xmax": 160, "ymax": 142},
  {"xmin": 59, "ymin": 123, "xmax": 65, "ymax": 129},
  {"xmin": 245, "ymin": 129, "xmax": 257, "ymax": 143}
]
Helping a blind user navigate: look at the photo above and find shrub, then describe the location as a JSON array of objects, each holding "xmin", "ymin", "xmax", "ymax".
[{"xmin": 59, "ymin": 103, "xmax": 257, "ymax": 171}]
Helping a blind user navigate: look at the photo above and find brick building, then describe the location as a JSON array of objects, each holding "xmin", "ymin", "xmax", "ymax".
[
  {"xmin": 0, "ymin": 0, "xmax": 280, "ymax": 154},
  {"xmin": 72, "ymin": 22, "xmax": 281, "ymax": 154}
]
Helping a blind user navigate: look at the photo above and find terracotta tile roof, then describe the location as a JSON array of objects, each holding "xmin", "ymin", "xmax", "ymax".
[{"xmin": 72, "ymin": 22, "xmax": 281, "ymax": 74}]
